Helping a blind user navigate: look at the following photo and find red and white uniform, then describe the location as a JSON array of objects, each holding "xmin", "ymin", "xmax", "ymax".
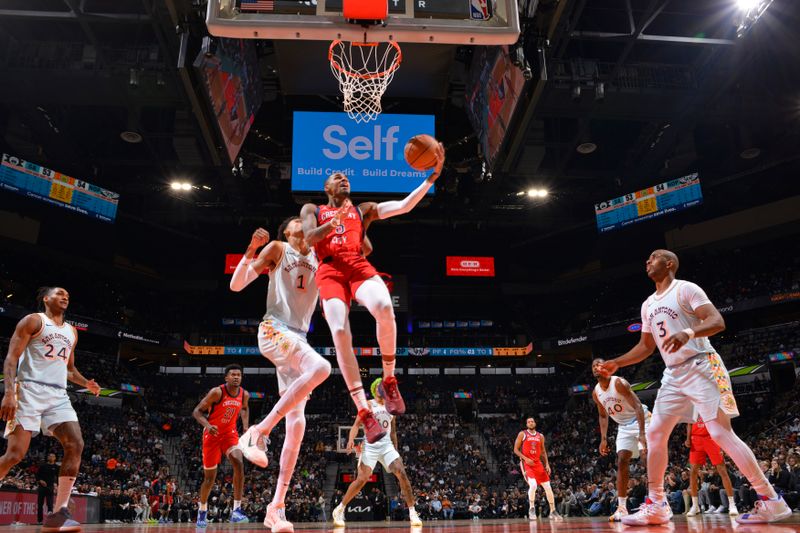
[
  {"xmin": 689, "ymin": 416, "xmax": 723, "ymax": 466},
  {"xmin": 202, "ymin": 385, "xmax": 245, "ymax": 469},
  {"xmin": 314, "ymin": 204, "xmax": 378, "ymax": 304},
  {"xmin": 519, "ymin": 430, "xmax": 550, "ymax": 483}
]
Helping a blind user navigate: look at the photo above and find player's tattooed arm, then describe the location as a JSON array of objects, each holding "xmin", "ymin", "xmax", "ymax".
[
  {"xmin": 192, "ymin": 387, "xmax": 223, "ymax": 435},
  {"xmin": 66, "ymin": 328, "xmax": 100, "ymax": 396},
  {"xmin": 390, "ymin": 417, "xmax": 399, "ymax": 450},
  {"xmin": 0, "ymin": 314, "xmax": 42, "ymax": 421},
  {"xmin": 513, "ymin": 432, "xmax": 534, "ymax": 465},
  {"xmin": 616, "ymin": 378, "xmax": 647, "ymax": 454},
  {"xmin": 240, "ymin": 390, "xmax": 250, "ymax": 431},
  {"xmin": 593, "ymin": 390, "xmax": 610, "ymax": 456}
]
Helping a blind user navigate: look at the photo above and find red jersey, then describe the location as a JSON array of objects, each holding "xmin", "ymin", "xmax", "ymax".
[
  {"xmin": 315, "ymin": 204, "xmax": 365, "ymax": 261},
  {"xmin": 520, "ymin": 430, "xmax": 544, "ymax": 462},
  {"xmin": 692, "ymin": 417, "xmax": 710, "ymax": 438},
  {"xmin": 206, "ymin": 385, "xmax": 244, "ymax": 434}
]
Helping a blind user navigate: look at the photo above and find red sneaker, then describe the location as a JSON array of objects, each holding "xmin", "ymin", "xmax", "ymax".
[
  {"xmin": 381, "ymin": 376, "xmax": 405, "ymax": 415},
  {"xmin": 358, "ymin": 409, "xmax": 387, "ymax": 443}
]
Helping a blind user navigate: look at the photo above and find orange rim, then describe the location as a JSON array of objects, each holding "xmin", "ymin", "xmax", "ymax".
[{"xmin": 329, "ymin": 40, "xmax": 402, "ymax": 80}]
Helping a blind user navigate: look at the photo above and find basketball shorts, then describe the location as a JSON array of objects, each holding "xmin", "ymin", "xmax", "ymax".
[
  {"xmin": 616, "ymin": 418, "xmax": 651, "ymax": 459},
  {"xmin": 316, "ymin": 256, "xmax": 379, "ymax": 305},
  {"xmin": 258, "ymin": 317, "xmax": 321, "ymax": 396},
  {"xmin": 653, "ymin": 351, "xmax": 739, "ymax": 424},
  {"xmin": 4, "ymin": 381, "xmax": 78, "ymax": 439},
  {"xmin": 521, "ymin": 460, "xmax": 550, "ymax": 484},
  {"xmin": 202, "ymin": 428, "xmax": 239, "ymax": 469},
  {"xmin": 359, "ymin": 436, "xmax": 400, "ymax": 472},
  {"xmin": 690, "ymin": 436, "xmax": 724, "ymax": 466}
]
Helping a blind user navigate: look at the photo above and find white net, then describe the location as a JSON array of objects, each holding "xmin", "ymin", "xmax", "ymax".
[{"xmin": 329, "ymin": 40, "xmax": 402, "ymax": 123}]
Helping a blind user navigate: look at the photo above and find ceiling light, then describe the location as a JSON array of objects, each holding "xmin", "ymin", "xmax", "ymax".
[
  {"xmin": 120, "ymin": 131, "xmax": 142, "ymax": 144},
  {"xmin": 737, "ymin": 0, "xmax": 760, "ymax": 10},
  {"xmin": 170, "ymin": 182, "xmax": 182, "ymax": 190},
  {"xmin": 527, "ymin": 189, "xmax": 537, "ymax": 197},
  {"xmin": 202, "ymin": 185, "xmax": 212, "ymax": 190},
  {"xmin": 5, "ymin": 293, "xmax": 12, "ymax": 299},
  {"xmin": 537, "ymin": 189, "xmax": 548, "ymax": 198},
  {"xmin": 576, "ymin": 142, "xmax": 597, "ymax": 154},
  {"xmin": 180, "ymin": 183, "xmax": 192, "ymax": 191}
]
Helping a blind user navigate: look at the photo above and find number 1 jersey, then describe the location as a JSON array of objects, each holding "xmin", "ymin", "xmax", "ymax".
[{"xmin": 264, "ymin": 242, "xmax": 319, "ymax": 333}]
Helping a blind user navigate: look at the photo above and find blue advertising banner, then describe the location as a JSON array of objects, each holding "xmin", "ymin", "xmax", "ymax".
[{"xmin": 291, "ymin": 111, "xmax": 436, "ymax": 194}]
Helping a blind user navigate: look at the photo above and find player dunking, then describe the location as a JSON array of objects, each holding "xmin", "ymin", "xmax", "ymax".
[
  {"xmin": 333, "ymin": 378, "xmax": 421, "ymax": 528},
  {"xmin": 0, "ymin": 287, "xmax": 100, "ymax": 533},
  {"xmin": 591, "ymin": 359, "xmax": 650, "ymax": 521},
  {"xmin": 513, "ymin": 417, "xmax": 563, "ymax": 520},
  {"xmin": 231, "ymin": 218, "xmax": 334, "ymax": 533},
  {"xmin": 598, "ymin": 249, "xmax": 791, "ymax": 525},
  {"xmin": 300, "ymin": 145, "xmax": 444, "ymax": 441},
  {"xmin": 191, "ymin": 364, "xmax": 250, "ymax": 527},
  {"xmin": 685, "ymin": 414, "xmax": 738, "ymax": 516}
]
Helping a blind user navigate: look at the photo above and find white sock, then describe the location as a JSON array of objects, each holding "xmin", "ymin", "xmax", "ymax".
[
  {"xmin": 199, "ymin": 503, "xmax": 208, "ymax": 512},
  {"xmin": 692, "ymin": 495, "xmax": 699, "ymax": 506},
  {"xmin": 728, "ymin": 496, "xmax": 736, "ymax": 507},
  {"xmin": 54, "ymin": 476, "xmax": 75, "ymax": 510},
  {"xmin": 382, "ymin": 356, "xmax": 396, "ymax": 378},
  {"xmin": 618, "ymin": 496, "xmax": 627, "ymax": 508},
  {"xmin": 234, "ymin": 500, "xmax": 241, "ymax": 510}
]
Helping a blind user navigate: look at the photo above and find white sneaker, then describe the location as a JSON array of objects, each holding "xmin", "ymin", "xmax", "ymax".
[
  {"xmin": 735, "ymin": 496, "xmax": 792, "ymax": 524},
  {"xmin": 529, "ymin": 507, "xmax": 536, "ymax": 521},
  {"xmin": 621, "ymin": 499, "xmax": 673, "ymax": 526},
  {"xmin": 728, "ymin": 503, "xmax": 739, "ymax": 516},
  {"xmin": 409, "ymin": 507, "xmax": 422, "ymax": 527},
  {"xmin": 686, "ymin": 504, "xmax": 701, "ymax": 517},
  {"xmin": 549, "ymin": 510, "xmax": 564, "ymax": 521},
  {"xmin": 610, "ymin": 506, "xmax": 628, "ymax": 521},
  {"xmin": 712, "ymin": 505, "xmax": 724, "ymax": 514},
  {"xmin": 332, "ymin": 504, "xmax": 346, "ymax": 528},
  {"xmin": 263, "ymin": 502, "xmax": 293, "ymax": 533},
  {"xmin": 238, "ymin": 427, "xmax": 269, "ymax": 468}
]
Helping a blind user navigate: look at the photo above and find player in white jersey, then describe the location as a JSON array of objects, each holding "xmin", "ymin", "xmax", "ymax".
[
  {"xmin": 598, "ymin": 250, "xmax": 791, "ymax": 525},
  {"xmin": 0, "ymin": 287, "xmax": 101, "ymax": 532},
  {"xmin": 229, "ymin": 217, "xmax": 333, "ymax": 533},
  {"xmin": 332, "ymin": 378, "xmax": 421, "ymax": 528},
  {"xmin": 591, "ymin": 359, "xmax": 651, "ymax": 521}
]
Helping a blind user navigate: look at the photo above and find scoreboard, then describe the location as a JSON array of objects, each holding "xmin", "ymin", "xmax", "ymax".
[
  {"xmin": 0, "ymin": 153, "xmax": 119, "ymax": 223},
  {"xmin": 595, "ymin": 173, "xmax": 702, "ymax": 233}
]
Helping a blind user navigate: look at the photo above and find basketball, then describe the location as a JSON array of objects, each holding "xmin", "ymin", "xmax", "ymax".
[{"xmin": 404, "ymin": 134, "xmax": 440, "ymax": 171}]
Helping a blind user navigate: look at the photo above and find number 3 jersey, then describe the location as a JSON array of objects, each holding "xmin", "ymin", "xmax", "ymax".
[
  {"xmin": 264, "ymin": 242, "xmax": 319, "ymax": 333},
  {"xmin": 18, "ymin": 313, "xmax": 76, "ymax": 389},
  {"xmin": 641, "ymin": 279, "xmax": 715, "ymax": 367}
]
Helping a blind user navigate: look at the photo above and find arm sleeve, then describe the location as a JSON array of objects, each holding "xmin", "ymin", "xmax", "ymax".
[
  {"xmin": 680, "ymin": 282, "xmax": 713, "ymax": 311},
  {"xmin": 376, "ymin": 178, "xmax": 433, "ymax": 219},
  {"xmin": 640, "ymin": 300, "xmax": 651, "ymax": 332},
  {"xmin": 229, "ymin": 257, "xmax": 259, "ymax": 292}
]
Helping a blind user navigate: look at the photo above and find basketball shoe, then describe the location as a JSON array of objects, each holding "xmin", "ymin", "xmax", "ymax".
[
  {"xmin": 358, "ymin": 409, "xmax": 387, "ymax": 443},
  {"xmin": 409, "ymin": 507, "xmax": 423, "ymax": 526},
  {"xmin": 332, "ymin": 503, "xmax": 346, "ymax": 527},
  {"xmin": 728, "ymin": 503, "xmax": 739, "ymax": 516},
  {"xmin": 686, "ymin": 504, "xmax": 701, "ymax": 516},
  {"xmin": 549, "ymin": 510, "xmax": 564, "ymax": 521},
  {"xmin": 230, "ymin": 508, "xmax": 249, "ymax": 523},
  {"xmin": 735, "ymin": 496, "xmax": 792, "ymax": 524},
  {"xmin": 381, "ymin": 376, "xmax": 406, "ymax": 415},
  {"xmin": 264, "ymin": 502, "xmax": 294, "ymax": 533},
  {"xmin": 529, "ymin": 507, "xmax": 536, "ymax": 520},
  {"xmin": 621, "ymin": 498, "xmax": 673, "ymax": 526},
  {"xmin": 239, "ymin": 426, "xmax": 269, "ymax": 467},
  {"xmin": 610, "ymin": 506, "xmax": 628, "ymax": 521},
  {"xmin": 196, "ymin": 510, "xmax": 208, "ymax": 528},
  {"xmin": 41, "ymin": 508, "xmax": 81, "ymax": 533}
]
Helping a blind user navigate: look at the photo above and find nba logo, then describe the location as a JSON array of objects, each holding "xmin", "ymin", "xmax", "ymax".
[{"xmin": 470, "ymin": 0, "xmax": 492, "ymax": 20}]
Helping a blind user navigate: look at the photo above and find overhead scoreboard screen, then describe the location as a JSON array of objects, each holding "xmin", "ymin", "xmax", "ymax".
[
  {"xmin": 0, "ymin": 153, "xmax": 119, "ymax": 223},
  {"xmin": 595, "ymin": 173, "xmax": 702, "ymax": 233}
]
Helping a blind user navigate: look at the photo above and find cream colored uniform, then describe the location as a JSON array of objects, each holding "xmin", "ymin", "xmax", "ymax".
[
  {"xmin": 641, "ymin": 279, "xmax": 738, "ymax": 423},
  {"xmin": 358, "ymin": 399, "xmax": 400, "ymax": 471},
  {"xmin": 4, "ymin": 313, "xmax": 78, "ymax": 438},
  {"xmin": 257, "ymin": 243, "xmax": 321, "ymax": 394},
  {"xmin": 594, "ymin": 376, "xmax": 651, "ymax": 458}
]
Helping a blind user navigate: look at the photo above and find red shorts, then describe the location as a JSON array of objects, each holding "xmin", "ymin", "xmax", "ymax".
[
  {"xmin": 521, "ymin": 460, "xmax": 550, "ymax": 484},
  {"xmin": 689, "ymin": 436, "xmax": 724, "ymax": 466},
  {"xmin": 317, "ymin": 255, "xmax": 379, "ymax": 305},
  {"xmin": 202, "ymin": 428, "xmax": 239, "ymax": 469}
]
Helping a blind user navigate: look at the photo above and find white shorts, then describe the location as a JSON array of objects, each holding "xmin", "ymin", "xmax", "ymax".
[
  {"xmin": 616, "ymin": 412, "xmax": 651, "ymax": 458},
  {"xmin": 653, "ymin": 352, "xmax": 739, "ymax": 424},
  {"xmin": 358, "ymin": 437, "xmax": 400, "ymax": 472},
  {"xmin": 257, "ymin": 318, "xmax": 319, "ymax": 395},
  {"xmin": 4, "ymin": 381, "xmax": 78, "ymax": 438}
]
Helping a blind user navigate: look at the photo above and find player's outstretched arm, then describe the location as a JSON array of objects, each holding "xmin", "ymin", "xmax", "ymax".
[
  {"xmin": 66, "ymin": 328, "xmax": 101, "ymax": 396},
  {"xmin": 1, "ymin": 314, "xmax": 41, "ymax": 421},
  {"xmin": 361, "ymin": 143, "xmax": 445, "ymax": 222},
  {"xmin": 616, "ymin": 378, "xmax": 647, "ymax": 453},
  {"xmin": 192, "ymin": 388, "xmax": 223, "ymax": 435},
  {"xmin": 230, "ymin": 228, "xmax": 280, "ymax": 292},
  {"xmin": 599, "ymin": 332, "xmax": 657, "ymax": 376},
  {"xmin": 592, "ymin": 390, "xmax": 609, "ymax": 456}
]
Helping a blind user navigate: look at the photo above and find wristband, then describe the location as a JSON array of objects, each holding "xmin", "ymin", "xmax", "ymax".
[{"xmin": 681, "ymin": 328, "xmax": 695, "ymax": 339}]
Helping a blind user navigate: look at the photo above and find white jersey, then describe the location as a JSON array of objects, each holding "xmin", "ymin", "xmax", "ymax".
[
  {"xmin": 641, "ymin": 279, "xmax": 715, "ymax": 367},
  {"xmin": 18, "ymin": 313, "xmax": 75, "ymax": 389},
  {"xmin": 365, "ymin": 399, "xmax": 393, "ymax": 447},
  {"xmin": 594, "ymin": 376, "xmax": 647, "ymax": 426},
  {"xmin": 264, "ymin": 243, "xmax": 319, "ymax": 333}
]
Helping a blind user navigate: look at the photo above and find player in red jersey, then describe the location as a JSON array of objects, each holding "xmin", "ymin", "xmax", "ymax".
[
  {"xmin": 685, "ymin": 415, "xmax": 738, "ymax": 516},
  {"xmin": 192, "ymin": 364, "xmax": 251, "ymax": 527},
  {"xmin": 300, "ymin": 145, "xmax": 444, "ymax": 442},
  {"xmin": 513, "ymin": 417, "xmax": 563, "ymax": 520}
]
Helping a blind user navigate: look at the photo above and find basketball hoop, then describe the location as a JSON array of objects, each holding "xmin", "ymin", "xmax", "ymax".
[{"xmin": 329, "ymin": 40, "xmax": 402, "ymax": 123}]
